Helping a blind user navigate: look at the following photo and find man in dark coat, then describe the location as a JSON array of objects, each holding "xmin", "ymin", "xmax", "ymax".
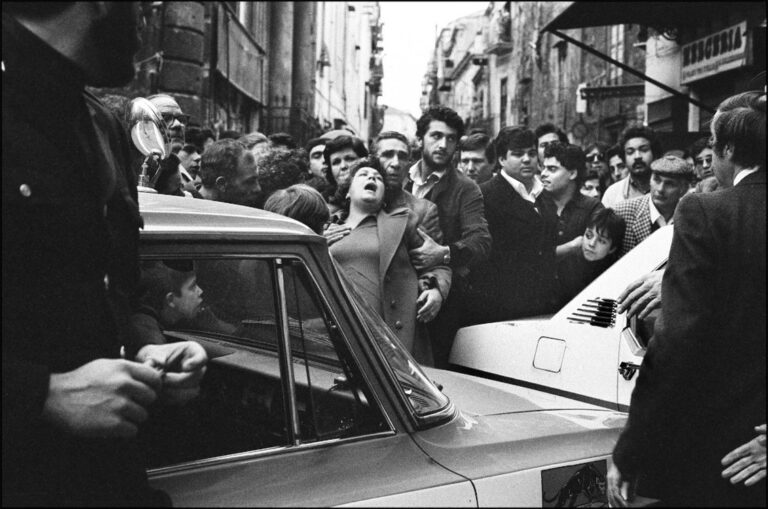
[
  {"xmin": 404, "ymin": 106, "xmax": 491, "ymax": 367},
  {"xmin": 2, "ymin": 3, "xmax": 206, "ymax": 506},
  {"xmin": 608, "ymin": 91, "xmax": 766, "ymax": 507},
  {"xmin": 468, "ymin": 126, "xmax": 559, "ymax": 323}
]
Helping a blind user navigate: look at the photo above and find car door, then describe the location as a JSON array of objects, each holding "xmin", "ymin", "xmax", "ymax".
[{"xmin": 138, "ymin": 251, "xmax": 472, "ymax": 506}]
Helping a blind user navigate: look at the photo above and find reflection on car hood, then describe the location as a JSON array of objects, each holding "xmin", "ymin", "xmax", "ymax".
[
  {"xmin": 423, "ymin": 367, "xmax": 610, "ymax": 415},
  {"xmin": 416, "ymin": 368, "xmax": 626, "ymax": 479}
]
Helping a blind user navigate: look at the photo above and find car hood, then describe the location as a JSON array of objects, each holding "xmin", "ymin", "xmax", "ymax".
[
  {"xmin": 423, "ymin": 367, "xmax": 609, "ymax": 415},
  {"xmin": 416, "ymin": 368, "xmax": 626, "ymax": 479}
]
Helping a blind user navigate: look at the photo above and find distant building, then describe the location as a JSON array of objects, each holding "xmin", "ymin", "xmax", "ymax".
[
  {"xmin": 91, "ymin": 1, "xmax": 384, "ymax": 146},
  {"xmin": 381, "ymin": 106, "xmax": 417, "ymax": 141}
]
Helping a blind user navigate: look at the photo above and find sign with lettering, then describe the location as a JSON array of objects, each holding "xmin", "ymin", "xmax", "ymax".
[{"xmin": 681, "ymin": 22, "xmax": 748, "ymax": 85}]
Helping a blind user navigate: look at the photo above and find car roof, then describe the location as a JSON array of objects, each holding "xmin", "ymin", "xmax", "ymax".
[{"xmin": 138, "ymin": 193, "xmax": 317, "ymax": 238}]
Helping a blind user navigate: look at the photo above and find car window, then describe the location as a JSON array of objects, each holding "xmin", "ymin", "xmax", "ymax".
[
  {"xmin": 136, "ymin": 257, "xmax": 389, "ymax": 470},
  {"xmin": 333, "ymin": 261, "xmax": 451, "ymax": 425}
]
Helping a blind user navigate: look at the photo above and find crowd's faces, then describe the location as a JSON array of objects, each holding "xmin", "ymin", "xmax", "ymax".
[
  {"xmin": 537, "ymin": 133, "xmax": 561, "ymax": 164},
  {"xmin": 499, "ymin": 145, "xmax": 538, "ymax": 189},
  {"xmin": 170, "ymin": 275, "xmax": 204, "ymax": 321},
  {"xmin": 694, "ymin": 147, "xmax": 714, "ymax": 180},
  {"xmin": 153, "ymin": 97, "xmax": 187, "ymax": 147},
  {"xmin": 541, "ymin": 156, "xmax": 575, "ymax": 196},
  {"xmin": 223, "ymin": 152, "xmax": 262, "ymax": 207},
  {"xmin": 377, "ymin": 138, "xmax": 411, "ymax": 190},
  {"xmin": 580, "ymin": 178, "xmax": 601, "ymax": 199},
  {"xmin": 330, "ymin": 148, "xmax": 362, "ymax": 187},
  {"xmin": 421, "ymin": 121, "xmax": 458, "ymax": 170},
  {"xmin": 586, "ymin": 148, "xmax": 609, "ymax": 180},
  {"xmin": 608, "ymin": 154, "xmax": 628, "ymax": 182},
  {"xmin": 308, "ymin": 144, "xmax": 327, "ymax": 179},
  {"xmin": 179, "ymin": 150, "xmax": 201, "ymax": 178},
  {"xmin": 624, "ymin": 137, "xmax": 654, "ymax": 177},
  {"xmin": 650, "ymin": 173, "xmax": 689, "ymax": 216},
  {"xmin": 582, "ymin": 227, "xmax": 616, "ymax": 262},
  {"xmin": 349, "ymin": 167, "xmax": 385, "ymax": 208},
  {"xmin": 459, "ymin": 150, "xmax": 493, "ymax": 184}
]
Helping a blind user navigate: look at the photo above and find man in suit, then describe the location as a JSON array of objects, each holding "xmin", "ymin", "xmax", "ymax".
[
  {"xmin": 2, "ymin": 3, "xmax": 207, "ymax": 505},
  {"xmin": 607, "ymin": 90, "xmax": 766, "ymax": 507},
  {"xmin": 468, "ymin": 126, "xmax": 559, "ymax": 323},
  {"xmin": 404, "ymin": 106, "xmax": 491, "ymax": 367},
  {"xmin": 610, "ymin": 155, "xmax": 694, "ymax": 256}
]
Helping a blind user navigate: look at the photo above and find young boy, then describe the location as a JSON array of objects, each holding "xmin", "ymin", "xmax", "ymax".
[{"xmin": 556, "ymin": 208, "xmax": 626, "ymax": 307}]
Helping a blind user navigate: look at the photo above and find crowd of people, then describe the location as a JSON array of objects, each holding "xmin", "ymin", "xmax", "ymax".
[{"xmin": 2, "ymin": 2, "xmax": 764, "ymax": 507}]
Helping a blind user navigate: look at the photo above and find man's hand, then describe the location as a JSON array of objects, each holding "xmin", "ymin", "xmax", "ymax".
[
  {"xmin": 136, "ymin": 341, "xmax": 208, "ymax": 405},
  {"xmin": 409, "ymin": 229, "xmax": 447, "ymax": 270},
  {"xmin": 721, "ymin": 424, "xmax": 766, "ymax": 487},
  {"xmin": 41, "ymin": 359, "xmax": 162, "ymax": 438},
  {"xmin": 556, "ymin": 235, "xmax": 583, "ymax": 260},
  {"xmin": 323, "ymin": 223, "xmax": 351, "ymax": 246},
  {"xmin": 606, "ymin": 463, "xmax": 636, "ymax": 508},
  {"xmin": 617, "ymin": 269, "xmax": 664, "ymax": 319},
  {"xmin": 416, "ymin": 288, "xmax": 443, "ymax": 323}
]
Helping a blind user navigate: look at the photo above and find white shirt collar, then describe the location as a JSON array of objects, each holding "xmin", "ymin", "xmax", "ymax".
[
  {"xmin": 499, "ymin": 171, "xmax": 543, "ymax": 203},
  {"xmin": 734, "ymin": 168, "xmax": 759, "ymax": 186},
  {"xmin": 408, "ymin": 160, "xmax": 445, "ymax": 186},
  {"xmin": 648, "ymin": 196, "xmax": 672, "ymax": 227}
]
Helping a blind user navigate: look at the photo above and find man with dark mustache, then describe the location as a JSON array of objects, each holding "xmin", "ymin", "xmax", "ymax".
[
  {"xmin": 602, "ymin": 125, "xmax": 663, "ymax": 208},
  {"xmin": 404, "ymin": 106, "xmax": 491, "ymax": 368}
]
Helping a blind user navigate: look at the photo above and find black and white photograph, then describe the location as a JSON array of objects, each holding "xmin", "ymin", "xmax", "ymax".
[{"xmin": 2, "ymin": 1, "xmax": 765, "ymax": 506}]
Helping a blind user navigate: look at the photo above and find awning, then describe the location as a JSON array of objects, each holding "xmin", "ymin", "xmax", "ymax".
[{"xmin": 543, "ymin": 1, "xmax": 761, "ymax": 32}]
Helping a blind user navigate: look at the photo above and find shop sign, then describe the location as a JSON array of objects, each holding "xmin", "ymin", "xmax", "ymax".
[{"xmin": 681, "ymin": 21, "xmax": 748, "ymax": 85}]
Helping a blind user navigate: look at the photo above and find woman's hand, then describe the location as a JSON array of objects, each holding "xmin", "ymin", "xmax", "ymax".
[
  {"xmin": 324, "ymin": 223, "xmax": 351, "ymax": 246},
  {"xmin": 721, "ymin": 424, "xmax": 766, "ymax": 487}
]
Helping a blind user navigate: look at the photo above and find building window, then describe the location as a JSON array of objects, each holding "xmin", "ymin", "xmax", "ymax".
[
  {"xmin": 609, "ymin": 25, "xmax": 625, "ymax": 85},
  {"xmin": 500, "ymin": 77, "xmax": 508, "ymax": 127}
]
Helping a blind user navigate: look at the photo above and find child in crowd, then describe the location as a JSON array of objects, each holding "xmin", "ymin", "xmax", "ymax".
[{"xmin": 556, "ymin": 208, "xmax": 626, "ymax": 307}]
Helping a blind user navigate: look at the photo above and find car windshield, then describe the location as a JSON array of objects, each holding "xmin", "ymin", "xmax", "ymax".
[{"xmin": 333, "ymin": 261, "xmax": 451, "ymax": 420}]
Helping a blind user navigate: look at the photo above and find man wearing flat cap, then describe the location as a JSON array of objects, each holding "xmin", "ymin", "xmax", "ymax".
[{"xmin": 610, "ymin": 155, "xmax": 694, "ymax": 257}]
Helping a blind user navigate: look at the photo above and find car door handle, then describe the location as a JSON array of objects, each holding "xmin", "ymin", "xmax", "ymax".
[{"xmin": 618, "ymin": 362, "xmax": 641, "ymax": 381}]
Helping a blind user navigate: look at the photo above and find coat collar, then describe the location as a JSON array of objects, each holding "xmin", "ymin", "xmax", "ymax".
[{"xmin": 377, "ymin": 207, "xmax": 409, "ymax": 278}]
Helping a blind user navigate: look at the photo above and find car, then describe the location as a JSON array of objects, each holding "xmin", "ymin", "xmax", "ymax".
[
  {"xmin": 449, "ymin": 225, "xmax": 674, "ymax": 412},
  {"xmin": 138, "ymin": 193, "xmax": 628, "ymax": 507}
]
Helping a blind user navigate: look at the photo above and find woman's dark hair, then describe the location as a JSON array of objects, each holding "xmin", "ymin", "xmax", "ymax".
[
  {"xmin": 321, "ymin": 136, "xmax": 368, "ymax": 205},
  {"xmin": 587, "ymin": 208, "xmax": 626, "ymax": 253},
  {"xmin": 333, "ymin": 156, "xmax": 385, "ymax": 219}
]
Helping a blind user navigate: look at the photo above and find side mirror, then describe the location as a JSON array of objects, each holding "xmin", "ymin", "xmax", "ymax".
[
  {"xmin": 129, "ymin": 97, "xmax": 167, "ymax": 158},
  {"xmin": 128, "ymin": 98, "xmax": 167, "ymax": 190}
]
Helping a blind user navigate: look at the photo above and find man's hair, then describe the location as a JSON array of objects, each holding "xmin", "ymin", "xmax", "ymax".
[
  {"xmin": 373, "ymin": 131, "xmax": 410, "ymax": 154},
  {"xmin": 460, "ymin": 132, "xmax": 494, "ymax": 164},
  {"xmin": 584, "ymin": 141, "xmax": 610, "ymax": 155},
  {"xmin": 543, "ymin": 142, "xmax": 587, "ymax": 184},
  {"xmin": 712, "ymin": 91, "xmax": 766, "ymax": 170},
  {"xmin": 268, "ymin": 132, "xmax": 297, "ymax": 149},
  {"xmin": 688, "ymin": 136, "xmax": 711, "ymax": 158},
  {"xmin": 618, "ymin": 124, "xmax": 663, "ymax": 161},
  {"xmin": 138, "ymin": 260, "xmax": 195, "ymax": 313},
  {"xmin": 218, "ymin": 129, "xmax": 243, "ymax": 140},
  {"xmin": 322, "ymin": 135, "xmax": 369, "ymax": 184},
  {"xmin": 305, "ymin": 137, "xmax": 326, "ymax": 152},
  {"xmin": 200, "ymin": 138, "xmax": 248, "ymax": 187},
  {"xmin": 238, "ymin": 131, "xmax": 268, "ymax": 150},
  {"xmin": 415, "ymin": 105, "xmax": 465, "ymax": 140},
  {"xmin": 180, "ymin": 143, "xmax": 199, "ymax": 155},
  {"xmin": 263, "ymin": 184, "xmax": 330, "ymax": 234},
  {"xmin": 534, "ymin": 122, "xmax": 568, "ymax": 143},
  {"xmin": 605, "ymin": 143, "xmax": 624, "ymax": 162},
  {"xmin": 254, "ymin": 148, "xmax": 309, "ymax": 198},
  {"xmin": 494, "ymin": 126, "xmax": 537, "ymax": 160},
  {"xmin": 587, "ymin": 208, "xmax": 626, "ymax": 252}
]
